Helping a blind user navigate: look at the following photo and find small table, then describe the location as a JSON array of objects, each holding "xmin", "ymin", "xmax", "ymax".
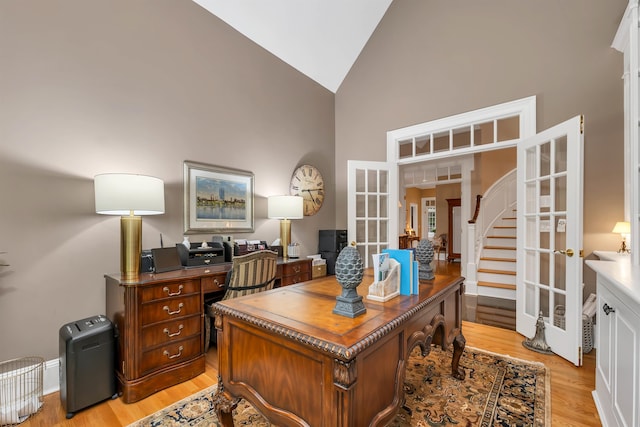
[{"xmin": 212, "ymin": 270, "xmax": 466, "ymax": 426}]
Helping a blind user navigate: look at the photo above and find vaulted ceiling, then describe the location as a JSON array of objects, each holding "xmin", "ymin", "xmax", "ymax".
[{"xmin": 192, "ymin": 0, "xmax": 393, "ymax": 93}]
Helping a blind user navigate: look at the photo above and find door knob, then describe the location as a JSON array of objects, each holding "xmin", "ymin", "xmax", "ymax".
[{"xmin": 554, "ymin": 248, "xmax": 574, "ymax": 257}]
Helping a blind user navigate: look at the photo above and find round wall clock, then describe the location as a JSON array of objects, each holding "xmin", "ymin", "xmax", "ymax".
[{"xmin": 289, "ymin": 164, "xmax": 324, "ymax": 216}]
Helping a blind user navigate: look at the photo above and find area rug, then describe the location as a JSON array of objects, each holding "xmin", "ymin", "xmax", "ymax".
[{"xmin": 128, "ymin": 346, "xmax": 549, "ymax": 427}]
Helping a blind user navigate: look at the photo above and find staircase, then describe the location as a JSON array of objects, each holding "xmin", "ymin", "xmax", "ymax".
[{"xmin": 475, "ymin": 214, "xmax": 517, "ymax": 329}]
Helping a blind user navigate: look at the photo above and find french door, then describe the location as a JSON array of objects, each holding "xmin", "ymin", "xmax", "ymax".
[
  {"xmin": 516, "ymin": 115, "xmax": 584, "ymax": 366},
  {"xmin": 347, "ymin": 160, "xmax": 398, "ymax": 267},
  {"xmin": 346, "ymin": 103, "xmax": 584, "ymax": 367}
]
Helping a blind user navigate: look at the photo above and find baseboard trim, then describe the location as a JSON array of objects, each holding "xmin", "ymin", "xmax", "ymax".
[{"xmin": 44, "ymin": 358, "xmax": 60, "ymax": 396}]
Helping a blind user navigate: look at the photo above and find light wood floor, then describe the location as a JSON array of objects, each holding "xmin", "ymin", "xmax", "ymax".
[
  {"xmin": 23, "ymin": 263, "xmax": 601, "ymax": 426},
  {"xmin": 22, "ymin": 325, "xmax": 601, "ymax": 427}
]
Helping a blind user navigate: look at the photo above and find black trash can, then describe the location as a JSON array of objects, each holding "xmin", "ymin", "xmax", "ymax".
[{"xmin": 59, "ymin": 314, "xmax": 117, "ymax": 418}]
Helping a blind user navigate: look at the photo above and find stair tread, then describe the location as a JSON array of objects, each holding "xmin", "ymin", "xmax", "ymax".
[
  {"xmin": 480, "ymin": 257, "xmax": 516, "ymax": 262},
  {"xmin": 478, "ymin": 281, "xmax": 517, "ymax": 290},
  {"xmin": 494, "ymin": 226, "xmax": 516, "ymax": 229},
  {"xmin": 487, "ymin": 235, "xmax": 516, "ymax": 239},
  {"xmin": 502, "ymin": 217, "xmax": 517, "ymax": 220},
  {"xmin": 484, "ymin": 245, "xmax": 516, "ymax": 250},
  {"xmin": 478, "ymin": 268, "xmax": 516, "ymax": 276}
]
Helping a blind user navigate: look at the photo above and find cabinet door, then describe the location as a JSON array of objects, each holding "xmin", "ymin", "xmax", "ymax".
[
  {"xmin": 598, "ymin": 281, "xmax": 640, "ymax": 427},
  {"xmin": 596, "ymin": 286, "xmax": 615, "ymax": 418},
  {"xmin": 610, "ymin": 294, "xmax": 640, "ymax": 427}
]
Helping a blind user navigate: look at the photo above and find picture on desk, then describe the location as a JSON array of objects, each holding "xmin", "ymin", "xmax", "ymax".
[{"xmin": 183, "ymin": 161, "xmax": 254, "ymax": 233}]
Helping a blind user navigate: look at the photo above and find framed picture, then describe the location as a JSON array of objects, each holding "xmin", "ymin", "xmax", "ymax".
[{"xmin": 183, "ymin": 161, "xmax": 254, "ymax": 233}]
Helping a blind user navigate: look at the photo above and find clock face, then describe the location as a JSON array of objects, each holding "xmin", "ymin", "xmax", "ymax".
[{"xmin": 289, "ymin": 164, "xmax": 324, "ymax": 216}]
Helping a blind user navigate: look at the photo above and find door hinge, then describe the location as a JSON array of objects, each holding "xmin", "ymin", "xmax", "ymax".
[
  {"xmin": 580, "ymin": 249, "xmax": 584, "ymax": 258},
  {"xmin": 580, "ymin": 115, "xmax": 584, "ymax": 134}
]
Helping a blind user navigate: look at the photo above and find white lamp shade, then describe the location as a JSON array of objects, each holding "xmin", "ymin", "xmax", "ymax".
[
  {"xmin": 612, "ymin": 221, "xmax": 631, "ymax": 234},
  {"xmin": 95, "ymin": 173, "xmax": 165, "ymax": 215},
  {"xmin": 267, "ymin": 195, "xmax": 303, "ymax": 219}
]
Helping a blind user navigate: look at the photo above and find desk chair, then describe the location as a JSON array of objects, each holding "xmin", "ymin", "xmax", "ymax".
[{"xmin": 204, "ymin": 250, "xmax": 278, "ymax": 349}]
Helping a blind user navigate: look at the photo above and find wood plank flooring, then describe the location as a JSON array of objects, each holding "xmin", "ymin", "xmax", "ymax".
[
  {"xmin": 22, "ymin": 262, "xmax": 601, "ymax": 426},
  {"xmin": 21, "ymin": 321, "xmax": 600, "ymax": 426}
]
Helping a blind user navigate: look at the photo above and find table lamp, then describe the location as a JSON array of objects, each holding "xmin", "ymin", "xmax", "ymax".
[
  {"xmin": 612, "ymin": 221, "xmax": 631, "ymax": 254},
  {"xmin": 268, "ymin": 195, "xmax": 303, "ymax": 259},
  {"xmin": 95, "ymin": 173, "xmax": 165, "ymax": 280}
]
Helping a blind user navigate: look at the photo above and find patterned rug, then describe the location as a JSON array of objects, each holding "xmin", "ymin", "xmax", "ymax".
[{"xmin": 128, "ymin": 346, "xmax": 549, "ymax": 427}]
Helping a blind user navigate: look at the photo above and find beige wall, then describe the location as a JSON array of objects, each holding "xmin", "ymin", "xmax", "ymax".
[
  {"xmin": 336, "ymin": 0, "xmax": 627, "ymax": 295},
  {"xmin": 0, "ymin": 1, "xmax": 335, "ymax": 361},
  {"xmin": 473, "ymin": 148, "xmax": 517, "ymax": 196}
]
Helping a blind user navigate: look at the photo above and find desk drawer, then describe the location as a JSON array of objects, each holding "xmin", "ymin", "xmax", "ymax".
[
  {"xmin": 281, "ymin": 261, "xmax": 310, "ymax": 276},
  {"xmin": 140, "ymin": 280, "xmax": 199, "ymax": 302},
  {"xmin": 141, "ymin": 315, "xmax": 201, "ymax": 349},
  {"xmin": 201, "ymin": 273, "xmax": 226, "ymax": 293},
  {"xmin": 281, "ymin": 272, "xmax": 311, "ymax": 286},
  {"xmin": 140, "ymin": 335, "xmax": 201, "ymax": 375},
  {"xmin": 140, "ymin": 295, "xmax": 201, "ymax": 325}
]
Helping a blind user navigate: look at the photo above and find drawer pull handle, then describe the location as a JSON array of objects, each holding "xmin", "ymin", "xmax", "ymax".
[
  {"xmin": 294, "ymin": 266, "xmax": 301, "ymax": 273},
  {"xmin": 214, "ymin": 279, "xmax": 219, "ymax": 286},
  {"xmin": 163, "ymin": 346, "xmax": 184, "ymax": 360},
  {"xmin": 603, "ymin": 303, "xmax": 615, "ymax": 315},
  {"xmin": 163, "ymin": 324, "xmax": 184, "ymax": 337},
  {"xmin": 163, "ymin": 303, "xmax": 184, "ymax": 316},
  {"xmin": 163, "ymin": 285, "xmax": 184, "ymax": 296}
]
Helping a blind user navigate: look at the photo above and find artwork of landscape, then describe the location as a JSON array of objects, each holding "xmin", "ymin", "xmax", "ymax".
[{"xmin": 195, "ymin": 176, "xmax": 247, "ymax": 221}]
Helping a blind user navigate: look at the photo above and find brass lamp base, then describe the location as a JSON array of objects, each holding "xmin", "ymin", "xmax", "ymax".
[
  {"xmin": 280, "ymin": 219, "xmax": 291, "ymax": 259},
  {"xmin": 121, "ymin": 215, "xmax": 142, "ymax": 281},
  {"xmin": 618, "ymin": 239, "xmax": 630, "ymax": 254}
]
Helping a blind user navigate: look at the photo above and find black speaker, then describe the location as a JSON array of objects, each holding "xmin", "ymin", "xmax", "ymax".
[
  {"xmin": 318, "ymin": 229, "xmax": 348, "ymax": 252},
  {"xmin": 319, "ymin": 230, "xmax": 347, "ymax": 275}
]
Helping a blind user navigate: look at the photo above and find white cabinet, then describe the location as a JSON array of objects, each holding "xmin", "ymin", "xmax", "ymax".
[
  {"xmin": 594, "ymin": 277, "xmax": 640, "ymax": 427},
  {"xmin": 587, "ymin": 254, "xmax": 640, "ymax": 427}
]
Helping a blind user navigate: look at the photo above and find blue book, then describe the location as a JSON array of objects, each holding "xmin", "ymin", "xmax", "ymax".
[
  {"xmin": 412, "ymin": 260, "xmax": 419, "ymax": 294},
  {"xmin": 382, "ymin": 249, "xmax": 414, "ymax": 295}
]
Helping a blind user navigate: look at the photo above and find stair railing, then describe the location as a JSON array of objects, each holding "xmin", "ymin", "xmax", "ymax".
[
  {"xmin": 465, "ymin": 169, "xmax": 517, "ymax": 295},
  {"xmin": 473, "ymin": 168, "xmax": 517, "ymax": 265}
]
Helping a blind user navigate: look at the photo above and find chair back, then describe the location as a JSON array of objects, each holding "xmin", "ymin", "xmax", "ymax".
[{"xmin": 222, "ymin": 250, "xmax": 278, "ymax": 300}]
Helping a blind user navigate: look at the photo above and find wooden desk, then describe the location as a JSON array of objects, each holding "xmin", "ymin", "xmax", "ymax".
[
  {"xmin": 212, "ymin": 270, "xmax": 466, "ymax": 426},
  {"xmin": 105, "ymin": 257, "xmax": 312, "ymax": 403}
]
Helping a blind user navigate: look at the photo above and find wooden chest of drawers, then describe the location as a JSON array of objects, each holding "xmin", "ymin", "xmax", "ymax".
[
  {"xmin": 105, "ymin": 265, "xmax": 229, "ymax": 403},
  {"xmin": 105, "ymin": 259, "xmax": 313, "ymax": 402},
  {"xmin": 277, "ymin": 258, "xmax": 312, "ymax": 286}
]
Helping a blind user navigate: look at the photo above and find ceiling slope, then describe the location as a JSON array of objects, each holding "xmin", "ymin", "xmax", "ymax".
[{"xmin": 192, "ymin": 0, "xmax": 392, "ymax": 93}]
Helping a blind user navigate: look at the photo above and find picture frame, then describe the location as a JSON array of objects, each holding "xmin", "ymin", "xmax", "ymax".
[{"xmin": 183, "ymin": 161, "xmax": 254, "ymax": 233}]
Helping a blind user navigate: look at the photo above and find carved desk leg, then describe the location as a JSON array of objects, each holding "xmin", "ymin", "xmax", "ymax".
[
  {"xmin": 450, "ymin": 331, "xmax": 466, "ymax": 380},
  {"xmin": 212, "ymin": 375, "xmax": 240, "ymax": 427}
]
